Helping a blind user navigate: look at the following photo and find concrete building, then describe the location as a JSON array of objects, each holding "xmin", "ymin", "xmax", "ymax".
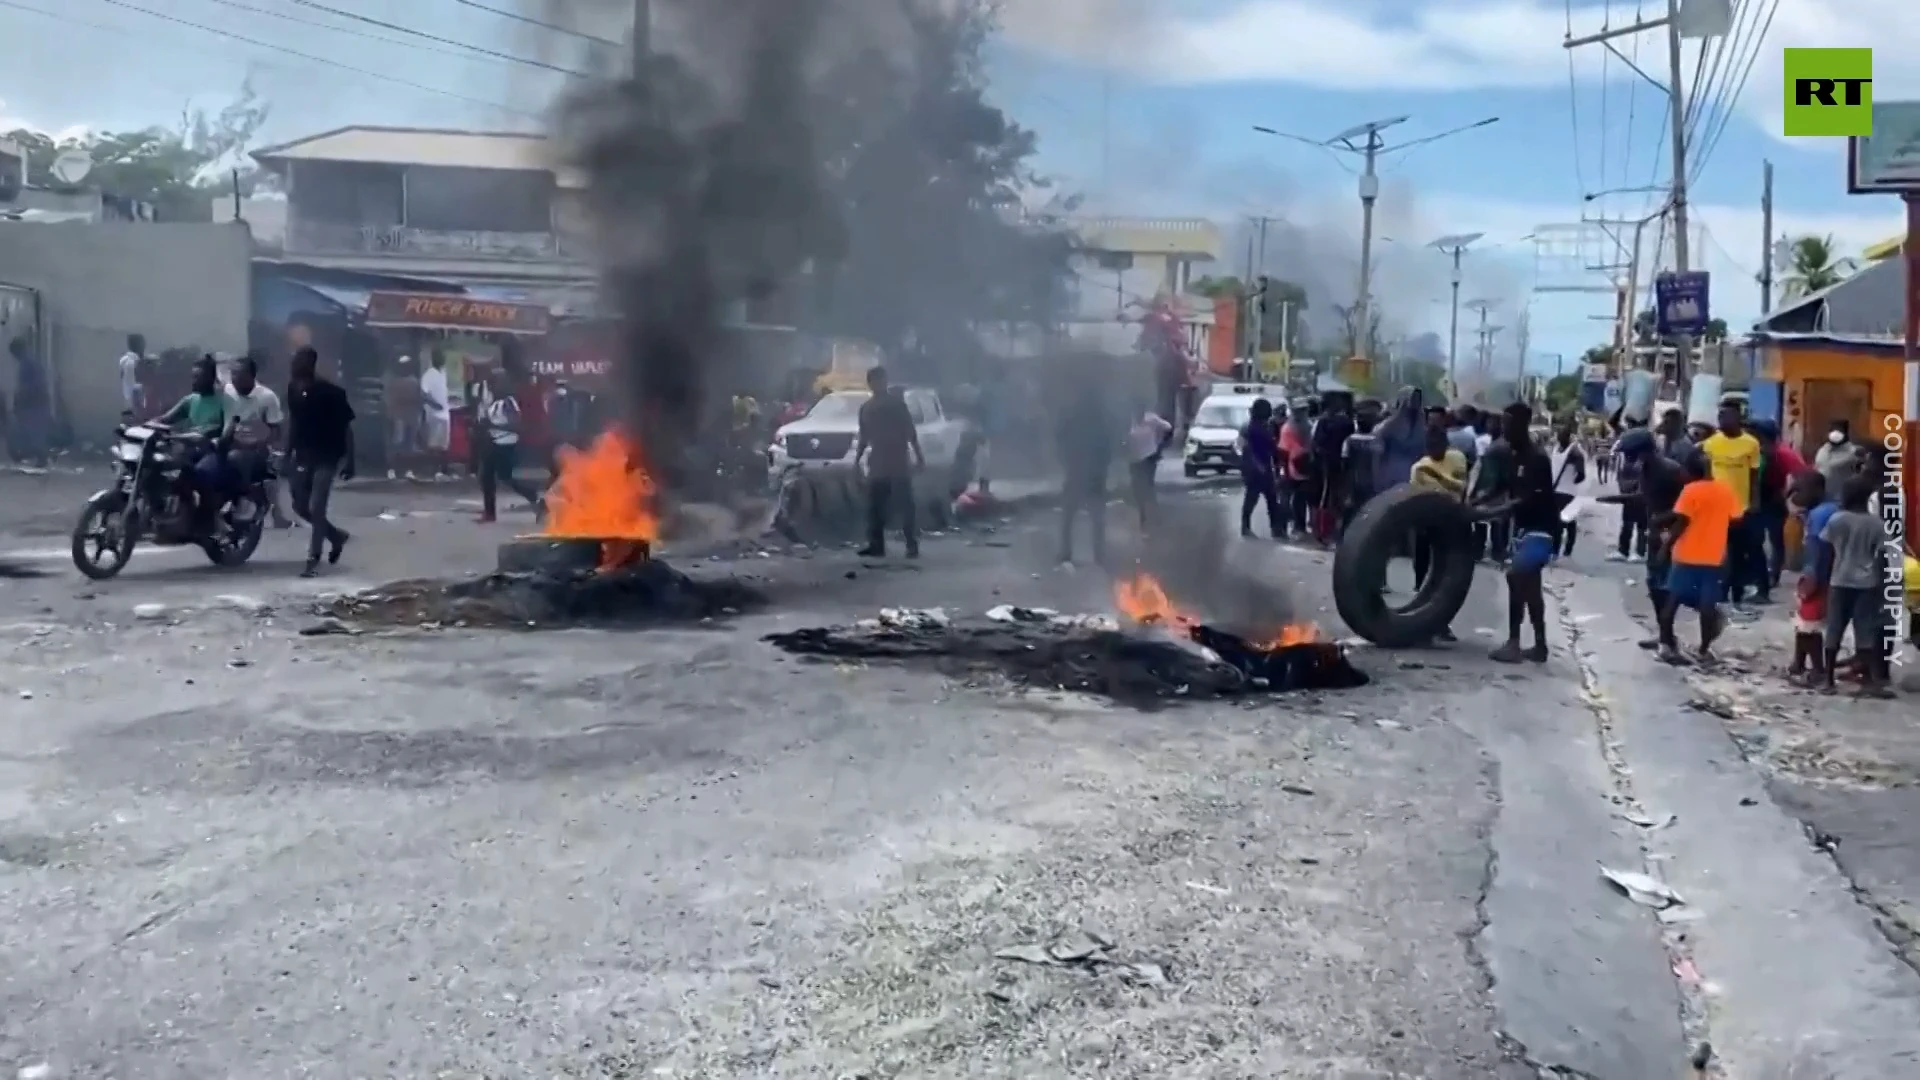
[
  {"xmin": 0, "ymin": 222, "xmax": 252, "ymax": 439},
  {"xmin": 1058, "ymin": 215, "xmax": 1223, "ymax": 355},
  {"xmin": 249, "ymin": 126, "xmax": 595, "ymax": 310}
]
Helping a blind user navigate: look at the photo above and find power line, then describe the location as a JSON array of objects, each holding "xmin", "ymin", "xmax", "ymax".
[
  {"xmin": 449, "ymin": 0, "xmax": 620, "ymax": 48},
  {"xmin": 1564, "ymin": 0, "xmax": 1589, "ymax": 195},
  {"xmin": 189, "ymin": 0, "xmax": 535, "ymax": 71},
  {"xmin": 284, "ymin": 0, "xmax": 586, "ymax": 77},
  {"xmin": 1691, "ymin": 0, "xmax": 1779, "ymax": 179},
  {"xmin": 90, "ymin": 0, "xmax": 540, "ymax": 117}
]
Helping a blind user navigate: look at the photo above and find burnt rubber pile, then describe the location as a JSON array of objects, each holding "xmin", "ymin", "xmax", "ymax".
[
  {"xmin": 325, "ymin": 558, "xmax": 766, "ymax": 630},
  {"xmin": 765, "ymin": 608, "xmax": 1368, "ymax": 707}
]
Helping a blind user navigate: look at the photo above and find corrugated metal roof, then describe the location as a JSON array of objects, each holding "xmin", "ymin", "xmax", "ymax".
[
  {"xmin": 252, "ymin": 126, "xmax": 585, "ymax": 187},
  {"xmin": 1757, "ymin": 256, "xmax": 1903, "ymax": 338}
]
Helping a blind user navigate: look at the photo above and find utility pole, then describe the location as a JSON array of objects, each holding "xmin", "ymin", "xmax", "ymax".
[
  {"xmin": 631, "ymin": 0, "xmax": 650, "ymax": 70},
  {"xmin": 1465, "ymin": 299, "xmax": 1496, "ymax": 400},
  {"xmin": 1254, "ymin": 114, "xmax": 1499, "ymax": 361},
  {"xmin": 1429, "ymin": 232, "xmax": 1485, "ymax": 397},
  {"xmin": 1513, "ymin": 304, "xmax": 1531, "ymax": 388},
  {"xmin": 1564, "ymin": 0, "xmax": 1724, "ymax": 395},
  {"xmin": 1759, "ymin": 160, "xmax": 1775, "ymax": 314}
]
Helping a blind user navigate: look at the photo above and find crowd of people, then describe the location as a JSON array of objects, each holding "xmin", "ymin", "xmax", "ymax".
[{"xmin": 1602, "ymin": 404, "xmax": 1913, "ymax": 697}]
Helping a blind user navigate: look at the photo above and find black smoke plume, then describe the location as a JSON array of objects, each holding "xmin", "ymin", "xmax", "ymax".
[{"xmin": 530, "ymin": 0, "xmax": 1075, "ymax": 498}]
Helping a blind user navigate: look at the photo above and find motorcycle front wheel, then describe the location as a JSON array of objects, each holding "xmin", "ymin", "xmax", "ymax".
[{"xmin": 72, "ymin": 491, "xmax": 138, "ymax": 580}]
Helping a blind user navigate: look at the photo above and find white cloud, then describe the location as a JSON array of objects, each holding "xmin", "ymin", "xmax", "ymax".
[
  {"xmin": 0, "ymin": 101, "xmax": 93, "ymax": 143},
  {"xmin": 1002, "ymin": 0, "xmax": 1920, "ymax": 142}
]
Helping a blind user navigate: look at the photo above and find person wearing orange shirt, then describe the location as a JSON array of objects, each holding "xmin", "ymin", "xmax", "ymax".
[{"xmin": 1654, "ymin": 451, "xmax": 1741, "ymax": 663}]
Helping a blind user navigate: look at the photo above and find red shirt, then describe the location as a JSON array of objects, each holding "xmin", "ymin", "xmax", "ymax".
[{"xmin": 1772, "ymin": 444, "xmax": 1807, "ymax": 477}]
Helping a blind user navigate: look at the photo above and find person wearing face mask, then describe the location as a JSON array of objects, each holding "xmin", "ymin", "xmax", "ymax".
[{"xmin": 1813, "ymin": 419, "xmax": 1863, "ymax": 497}]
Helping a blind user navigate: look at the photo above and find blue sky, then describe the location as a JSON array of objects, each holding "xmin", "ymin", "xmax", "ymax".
[{"xmin": 1, "ymin": 0, "xmax": 1908, "ymax": 371}]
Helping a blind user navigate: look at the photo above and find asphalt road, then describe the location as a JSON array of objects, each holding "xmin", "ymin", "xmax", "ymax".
[{"xmin": 3, "ymin": 473, "xmax": 1920, "ymax": 1078}]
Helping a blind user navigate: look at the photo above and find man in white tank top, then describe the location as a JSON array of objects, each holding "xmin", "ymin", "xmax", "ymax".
[{"xmin": 1549, "ymin": 419, "xmax": 1587, "ymax": 556}]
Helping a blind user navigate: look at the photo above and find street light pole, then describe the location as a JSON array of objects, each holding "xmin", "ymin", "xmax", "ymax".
[
  {"xmin": 1564, "ymin": 0, "xmax": 1716, "ymax": 393},
  {"xmin": 1429, "ymin": 232, "xmax": 1485, "ymax": 396},
  {"xmin": 1254, "ymin": 115, "xmax": 1500, "ymax": 361},
  {"xmin": 631, "ymin": 0, "xmax": 650, "ymax": 70}
]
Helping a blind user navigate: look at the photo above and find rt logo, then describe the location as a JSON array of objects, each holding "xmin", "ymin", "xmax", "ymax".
[{"xmin": 1783, "ymin": 48, "xmax": 1873, "ymax": 137}]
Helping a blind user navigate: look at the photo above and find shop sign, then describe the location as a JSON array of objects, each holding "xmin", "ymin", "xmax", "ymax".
[{"xmin": 365, "ymin": 291, "xmax": 551, "ymax": 334}]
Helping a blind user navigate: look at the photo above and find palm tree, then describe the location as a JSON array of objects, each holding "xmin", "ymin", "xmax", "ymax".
[{"xmin": 1779, "ymin": 234, "xmax": 1858, "ymax": 300}]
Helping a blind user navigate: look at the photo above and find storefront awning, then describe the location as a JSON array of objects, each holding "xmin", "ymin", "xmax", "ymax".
[{"xmin": 364, "ymin": 290, "xmax": 552, "ymax": 334}]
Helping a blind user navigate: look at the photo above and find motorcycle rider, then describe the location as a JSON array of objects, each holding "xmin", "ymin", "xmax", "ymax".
[
  {"xmin": 155, "ymin": 356, "xmax": 233, "ymax": 527},
  {"xmin": 223, "ymin": 355, "xmax": 285, "ymax": 523}
]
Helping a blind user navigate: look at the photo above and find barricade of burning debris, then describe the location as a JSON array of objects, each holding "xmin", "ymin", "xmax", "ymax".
[
  {"xmin": 326, "ymin": 429, "xmax": 764, "ymax": 630},
  {"xmin": 764, "ymin": 573, "xmax": 1367, "ymax": 707}
]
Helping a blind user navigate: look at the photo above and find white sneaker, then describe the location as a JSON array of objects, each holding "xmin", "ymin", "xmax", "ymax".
[{"xmin": 1606, "ymin": 551, "xmax": 1627, "ymax": 562}]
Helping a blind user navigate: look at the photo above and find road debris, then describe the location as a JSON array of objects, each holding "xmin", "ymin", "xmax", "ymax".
[
  {"xmin": 1601, "ymin": 866, "xmax": 1687, "ymax": 909},
  {"xmin": 321, "ymin": 559, "xmax": 764, "ymax": 630},
  {"xmin": 766, "ymin": 608, "xmax": 1367, "ymax": 708},
  {"xmin": 992, "ymin": 929, "xmax": 1176, "ymax": 991}
]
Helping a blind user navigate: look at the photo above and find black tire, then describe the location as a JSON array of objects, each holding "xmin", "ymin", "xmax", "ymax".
[
  {"xmin": 1331, "ymin": 485, "xmax": 1478, "ymax": 648},
  {"xmin": 71, "ymin": 491, "xmax": 137, "ymax": 581},
  {"xmin": 497, "ymin": 536, "xmax": 605, "ymax": 575},
  {"xmin": 205, "ymin": 514, "xmax": 266, "ymax": 567}
]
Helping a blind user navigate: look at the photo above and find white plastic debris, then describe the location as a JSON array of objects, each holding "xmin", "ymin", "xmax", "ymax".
[
  {"xmin": 1051, "ymin": 613, "xmax": 1119, "ymax": 631},
  {"xmin": 878, "ymin": 607, "xmax": 950, "ymax": 630},
  {"xmin": 131, "ymin": 603, "xmax": 168, "ymax": 621},
  {"xmin": 213, "ymin": 594, "xmax": 271, "ymax": 614},
  {"xmin": 1601, "ymin": 866, "xmax": 1686, "ymax": 909},
  {"xmin": 987, "ymin": 604, "xmax": 1057, "ymax": 623}
]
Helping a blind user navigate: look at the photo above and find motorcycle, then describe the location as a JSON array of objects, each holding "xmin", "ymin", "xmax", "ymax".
[{"xmin": 71, "ymin": 421, "xmax": 274, "ymax": 580}]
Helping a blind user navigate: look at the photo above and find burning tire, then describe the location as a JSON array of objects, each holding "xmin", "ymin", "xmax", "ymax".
[
  {"xmin": 1331, "ymin": 484, "xmax": 1477, "ymax": 648},
  {"xmin": 496, "ymin": 537, "xmax": 605, "ymax": 576}
]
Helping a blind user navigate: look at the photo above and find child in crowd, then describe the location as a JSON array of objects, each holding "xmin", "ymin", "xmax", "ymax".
[
  {"xmin": 1654, "ymin": 451, "xmax": 1738, "ymax": 664},
  {"xmin": 1818, "ymin": 475, "xmax": 1894, "ymax": 697},
  {"xmin": 1786, "ymin": 472, "xmax": 1835, "ymax": 687}
]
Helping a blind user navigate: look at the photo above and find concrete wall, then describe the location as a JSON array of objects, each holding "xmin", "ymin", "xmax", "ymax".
[{"xmin": 0, "ymin": 222, "xmax": 251, "ymax": 440}]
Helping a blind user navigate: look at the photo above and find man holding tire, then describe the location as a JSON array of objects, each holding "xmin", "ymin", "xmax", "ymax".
[{"xmin": 1483, "ymin": 403, "xmax": 1558, "ymax": 663}]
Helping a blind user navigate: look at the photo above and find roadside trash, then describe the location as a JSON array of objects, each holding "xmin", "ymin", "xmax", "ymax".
[
  {"xmin": 298, "ymin": 619, "xmax": 356, "ymax": 637},
  {"xmin": 132, "ymin": 603, "xmax": 168, "ymax": 620},
  {"xmin": 214, "ymin": 594, "xmax": 271, "ymax": 615},
  {"xmin": 1601, "ymin": 866, "xmax": 1686, "ymax": 909},
  {"xmin": 1618, "ymin": 810, "xmax": 1677, "ymax": 830}
]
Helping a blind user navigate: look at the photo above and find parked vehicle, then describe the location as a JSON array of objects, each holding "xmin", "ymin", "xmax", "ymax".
[
  {"xmin": 1183, "ymin": 384, "xmax": 1283, "ymax": 476},
  {"xmin": 70, "ymin": 421, "xmax": 272, "ymax": 580},
  {"xmin": 766, "ymin": 387, "xmax": 966, "ymax": 481}
]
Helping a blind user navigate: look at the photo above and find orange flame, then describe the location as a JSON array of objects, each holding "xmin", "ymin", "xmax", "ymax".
[
  {"xmin": 1112, "ymin": 571, "xmax": 1318, "ymax": 651},
  {"xmin": 543, "ymin": 428, "xmax": 660, "ymax": 570}
]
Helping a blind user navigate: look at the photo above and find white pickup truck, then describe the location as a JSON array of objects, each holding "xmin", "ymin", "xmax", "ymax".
[{"xmin": 766, "ymin": 387, "xmax": 966, "ymax": 479}]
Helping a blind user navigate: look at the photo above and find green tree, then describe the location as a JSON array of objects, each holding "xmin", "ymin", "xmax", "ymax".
[
  {"xmin": 1779, "ymin": 233, "xmax": 1857, "ymax": 300},
  {"xmin": 3, "ymin": 79, "xmax": 269, "ymax": 221},
  {"xmin": 1544, "ymin": 374, "xmax": 1581, "ymax": 413},
  {"xmin": 1185, "ymin": 274, "xmax": 1305, "ymax": 353}
]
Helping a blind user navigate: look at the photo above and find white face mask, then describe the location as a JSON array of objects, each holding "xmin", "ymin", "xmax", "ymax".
[{"xmin": 1828, "ymin": 430, "xmax": 1845, "ymax": 445}]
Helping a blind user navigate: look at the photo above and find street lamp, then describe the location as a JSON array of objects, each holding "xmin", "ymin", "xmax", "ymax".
[
  {"xmin": 1428, "ymin": 231, "xmax": 1485, "ymax": 396},
  {"xmin": 1254, "ymin": 115, "xmax": 1500, "ymax": 361}
]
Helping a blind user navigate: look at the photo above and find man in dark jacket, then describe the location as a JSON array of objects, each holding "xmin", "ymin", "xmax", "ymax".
[{"xmin": 1056, "ymin": 370, "xmax": 1121, "ymax": 565}]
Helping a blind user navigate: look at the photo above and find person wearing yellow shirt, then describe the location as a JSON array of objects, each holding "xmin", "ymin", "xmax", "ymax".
[
  {"xmin": 1408, "ymin": 425, "xmax": 1468, "ymax": 644},
  {"xmin": 1699, "ymin": 402, "xmax": 1769, "ymax": 605}
]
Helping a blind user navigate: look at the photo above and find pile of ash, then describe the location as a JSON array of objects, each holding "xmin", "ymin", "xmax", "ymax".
[
  {"xmin": 764, "ymin": 607, "xmax": 1368, "ymax": 708},
  {"xmin": 323, "ymin": 558, "xmax": 766, "ymax": 630}
]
